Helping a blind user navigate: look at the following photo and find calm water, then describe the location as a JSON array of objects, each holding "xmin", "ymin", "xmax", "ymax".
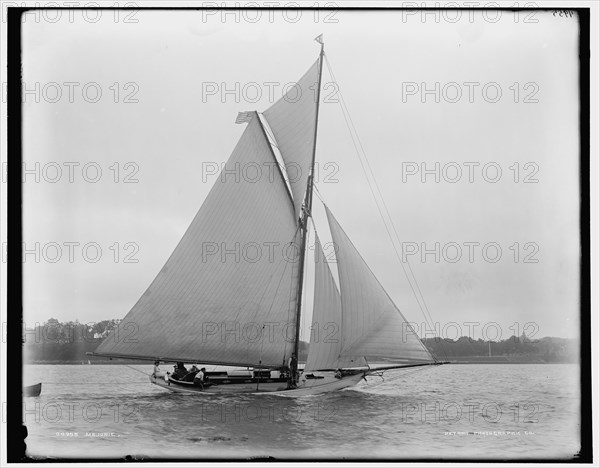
[{"xmin": 22, "ymin": 364, "xmax": 580, "ymax": 460}]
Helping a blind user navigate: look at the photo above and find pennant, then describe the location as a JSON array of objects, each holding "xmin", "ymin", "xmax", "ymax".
[{"xmin": 235, "ymin": 111, "xmax": 254, "ymax": 124}]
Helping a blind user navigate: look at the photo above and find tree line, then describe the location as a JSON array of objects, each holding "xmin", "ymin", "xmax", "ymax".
[
  {"xmin": 424, "ymin": 335, "xmax": 578, "ymax": 363},
  {"xmin": 23, "ymin": 319, "xmax": 578, "ymax": 363}
]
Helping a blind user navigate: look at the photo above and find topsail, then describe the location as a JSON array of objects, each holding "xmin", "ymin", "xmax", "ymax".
[{"xmin": 263, "ymin": 59, "xmax": 321, "ymax": 220}]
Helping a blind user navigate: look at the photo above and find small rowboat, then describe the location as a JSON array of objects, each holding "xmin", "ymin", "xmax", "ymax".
[{"xmin": 24, "ymin": 383, "xmax": 42, "ymax": 397}]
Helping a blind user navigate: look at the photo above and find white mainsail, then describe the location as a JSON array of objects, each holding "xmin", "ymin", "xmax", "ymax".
[
  {"xmin": 95, "ymin": 115, "xmax": 301, "ymax": 368},
  {"xmin": 324, "ymin": 206, "xmax": 434, "ymax": 365},
  {"xmin": 263, "ymin": 58, "xmax": 320, "ymax": 220}
]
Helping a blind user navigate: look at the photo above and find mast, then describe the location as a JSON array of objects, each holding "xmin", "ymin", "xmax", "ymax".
[{"xmin": 293, "ymin": 37, "xmax": 325, "ymax": 366}]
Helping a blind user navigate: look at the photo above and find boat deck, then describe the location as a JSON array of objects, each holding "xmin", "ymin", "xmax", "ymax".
[{"xmin": 150, "ymin": 370, "xmax": 365, "ymax": 396}]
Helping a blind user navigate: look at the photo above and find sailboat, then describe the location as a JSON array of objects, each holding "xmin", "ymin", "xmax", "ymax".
[{"xmin": 92, "ymin": 37, "xmax": 445, "ymax": 395}]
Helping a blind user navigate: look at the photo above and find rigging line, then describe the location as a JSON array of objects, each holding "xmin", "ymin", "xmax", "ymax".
[
  {"xmin": 125, "ymin": 364, "xmax": 150, "ymax": 376},
  {"xmin": 325, "ymin": 108, "xmax": 433, "ymax": 355},
  {"xmin": 325, "ymin": 58, "xmax": 440, "ymax": 339},
  {"xmin": 313, "ymin": 183, "xmax": 326, "ymax": 204},
  {"xmin": 324, "ymin": 55, "xmax": 446, "ymax": 361},
  {"xmin": 313, "ymin": 184, "xmax": 334, "ymax": 213},
  {"xmin": 366, "ymin": 365, "xmax": 432, "ymax": 389},
  {"xmin": 375, "ymin": 363, "xmax": 433, "ymax": 381},
  {"xmin": 323, "ymin": 57, "xmax": 422, "ymax": 310}
]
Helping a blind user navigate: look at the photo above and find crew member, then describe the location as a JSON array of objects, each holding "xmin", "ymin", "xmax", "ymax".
[
  {"xmin": 288, "ymin": 353, "xmax": 298, "ymax": 388},
  {"xmin": 173, "ymin": 362, "xmax": 188, "ymax": 380},
  {"xmin": 153, "ymin": 360, "xmax": 163, "ymax": 378},
  {"xmin": 194, "ymin": 367, "xmax": 207, "ymax": 387},
  {"xmin": 184, "ymin": 365, "xmax": 199, "ymax": 382}
]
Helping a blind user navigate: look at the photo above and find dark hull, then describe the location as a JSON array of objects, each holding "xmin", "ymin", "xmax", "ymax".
[
  {"xmin": 150, "ymin": 371, "xmax": 365, "ymax": 395},
  {"xmin": 24, "ymin": 383, "xmax": 42, "ymax": 397},
  {"xmin": 164, "ymin": 374, "xmax": 289, "ymax": 393}
]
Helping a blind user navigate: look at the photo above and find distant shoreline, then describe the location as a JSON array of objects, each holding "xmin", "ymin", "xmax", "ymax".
[
  {"xmin": 24, "ymin": 320, "xmax": 578, "ymax": 366},
  {"xmin": 25, "ymin": 359, "xmax": 577, "ymax": 365},
  {"xmin": 446, "ymin": 359, "xmax": 576, "ymax": 364},
  {"xmin": 25, "ymin": 360, "xmax": 153, "ymax": 365}
]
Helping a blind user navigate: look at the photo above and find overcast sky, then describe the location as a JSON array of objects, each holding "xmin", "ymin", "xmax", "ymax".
[{"xmin": 20, "ymin": 9, "xmax": 580, "ymax": 341}]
